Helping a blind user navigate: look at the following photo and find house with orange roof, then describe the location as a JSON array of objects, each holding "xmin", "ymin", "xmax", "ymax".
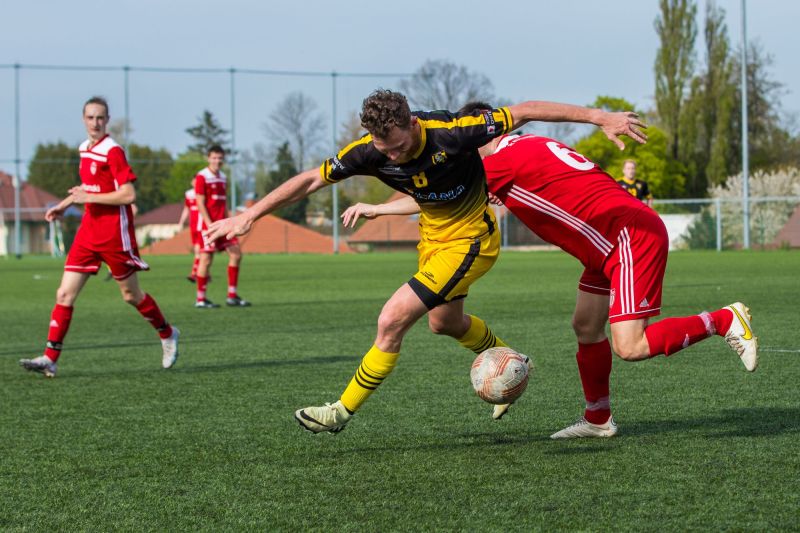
[
  {"xmin": 134, "ymin": 202, "xmax": 184, "ymax": 246},
  {"xmin": 142, "ymin": 213, "xmax": 352, "ymax": 255},
  {"xmin": 0, "ymin": 172, "xmax": 63, "ymax": 255}
]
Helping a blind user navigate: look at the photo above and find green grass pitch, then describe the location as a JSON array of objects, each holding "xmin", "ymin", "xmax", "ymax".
[{"xmin": 1, "ymin": 250, "xmax": 798, "ymax": 531}]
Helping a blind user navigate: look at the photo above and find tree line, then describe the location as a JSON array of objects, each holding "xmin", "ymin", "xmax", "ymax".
[{"xmin": 24, "ymin": 0, "xmax": 798, "ymax": 223}]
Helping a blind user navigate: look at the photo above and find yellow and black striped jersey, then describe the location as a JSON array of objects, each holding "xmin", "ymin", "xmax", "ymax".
[
  {"xmin": 616, "ymin": 177, "xmax": 652, "ymax": 202},
  {"xmin": 320, "ymin": 107, "xmax": 513, "ymax": 242}
]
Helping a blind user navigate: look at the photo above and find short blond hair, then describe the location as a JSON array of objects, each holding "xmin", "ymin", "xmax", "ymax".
[{"xmin": 623, "ymin": 159, "xmax": 637, "ymax": 167}]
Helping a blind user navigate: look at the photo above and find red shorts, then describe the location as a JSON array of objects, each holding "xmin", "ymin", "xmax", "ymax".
[
  {"xmin": 65, "ymin": 241, "xmax": 150, "ymax": 281},
  {"xmin": 190, "ymin": 229, "xmax": 203, "ymax": 247},
  {"xmin": 577, "ymin": 209, "xmax": 669, "ymax": 323},
  {"xmin": 200, "ymin": 235, "xmax": 239, "ymax": 253}
]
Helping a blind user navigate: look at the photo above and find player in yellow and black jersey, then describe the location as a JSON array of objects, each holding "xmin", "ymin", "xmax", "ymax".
[
  {"xmin": 205, "ymin": 89, "xmax": 647, "ymax": 434},
  {"xmin": 321, "ymin": 106, "xmax": 513, "ymax": 243},
  {"xmin": 617, "ymin": 159, "xmax": 653, "ymax": 207}
]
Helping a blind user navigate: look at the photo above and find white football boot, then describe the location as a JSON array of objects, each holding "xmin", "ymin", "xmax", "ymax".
[
  {"xmin": 550, "ymin": 417, "xmax": 618, "ymax": 439},
  {"xmin": 295, "ymin": 400, "xmax": 352, "ymax": 434},
  {"xmin": 19, "ymin": 355, "xmax": 57, "ymax": 378},
  {"xmin": 161, "ymin": 327, "xmax": 180, "ymax": 369},
  {"xmin": 723, "ymin": 302, "xmax": 758, "ymax": 372}
]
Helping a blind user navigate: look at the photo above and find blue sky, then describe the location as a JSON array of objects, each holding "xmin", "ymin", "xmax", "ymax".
[{"xmin": 1, "ymin": 0, "xmax": 796, "ymax": 178}]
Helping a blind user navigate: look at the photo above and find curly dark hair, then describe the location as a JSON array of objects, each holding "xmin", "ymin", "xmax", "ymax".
[
  {"xmin": 360, "ymin": 89, "xmax": 412, "ymax": 138},
  {"xmin": 457, "ymin": 101, "xmax": 493, "ymax": 116}
]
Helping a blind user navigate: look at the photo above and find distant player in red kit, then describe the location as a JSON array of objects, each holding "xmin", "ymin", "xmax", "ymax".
[
  {"xmin": 342, "ymin": 102, "xmax": 758, "ymax": 439},
  {"xmin": 178, "ymin": 178, "xmax": 202, "ymax": 282},
  {"xmin": 193, "ymin": 146, "xmax": 250, "ymax": 308},
  {"xmin": 19, "ymin": 96, "xmax": 180, "ymax": 377}
]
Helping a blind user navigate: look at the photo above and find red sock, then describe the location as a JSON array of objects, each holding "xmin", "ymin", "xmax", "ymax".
[
  {"xmin": 190, "ymin": 257, "xmax": 199, "ymax": 278},
  {"xmin": 645, "ymin": 311, "xmax": 720, "ymax": 357},
  {"xmin": 227, "ymin": 265, "xmax": 239, "ymax": 298},
  {"xmin": 709, "ymin": 308, "xmax": 733, "ymax": 334},
  {"xmin": 196, "ymin": 275, "xmax": 208, "ymax": 302},
  {"xmin": 44, "ymin": 304, "xmax": 73, "ymax": 362},
  {"xmin": 577, "ymin": 340, "xmax": 612, "ymax": 425},
  {"xmin": 136, "ymin": 293, "xmax": 173, "ymax": 339}
]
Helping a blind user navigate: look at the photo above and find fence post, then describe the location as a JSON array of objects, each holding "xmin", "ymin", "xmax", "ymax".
[
  {"xmin": 331, "ymin": 71, "xmax": 339, "ymax": 254},
  {"xmin": 14, "ymin": 63, "xmax": 22, "ymax": 258},
  {"xmin": 123, "ymin": 65, "xmax": 130, "ymax": 148},
  {"xmin": 229, "ymin": 67, "xmax": 237, "ymax": 212},
  {"xmin": 715, "ymin": 197, "xmax": 722, "ymax": 251}
]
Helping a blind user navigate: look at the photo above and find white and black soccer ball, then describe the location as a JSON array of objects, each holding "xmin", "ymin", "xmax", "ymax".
[{"xmin": 470, "ymin": 347, "xmax": 531, "ymax": 405}]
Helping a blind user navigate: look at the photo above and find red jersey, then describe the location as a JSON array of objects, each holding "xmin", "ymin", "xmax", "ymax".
[
  {"xmin": 74, "ymin": 135, "xmax": 138, "ymax": 251},
  {"xmin": 484, "ymin": 135, "xmax": 648, "ymax": 270},
  {"xmin": 184, "ymin": 188, "xmax": 201, "ymax": 233},
  {"xmin": 194, "ymin": 167, "xmax": 227, "ymax": 225}
]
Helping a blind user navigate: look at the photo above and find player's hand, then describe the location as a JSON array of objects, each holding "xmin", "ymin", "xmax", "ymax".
[
  {"xmin": 205, "ymin": 213, "xmax": 253, "ymax": 241},
  {"xmin": 600, "ymin": 111, "xmax": 648, "ymax": 150},
  {"xmin": 487, "ymin": 192, "xmax": 504, "ymax": 206},
  {"xmin": 341, "ymin": 203, "xmax": 379, "ymax": 228},
  {"xmin": 45, "ymin": 206, "xmax": 65, "ymax": 222},
  {"xmin": 68, "ymin": 186, "xmax": 90, "ymax": 204}
]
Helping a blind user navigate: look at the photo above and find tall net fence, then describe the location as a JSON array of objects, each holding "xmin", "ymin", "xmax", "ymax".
[
  {"xmin": 0, "ymin": 63, "xmax": 411, "ymax": 256},
  {"xmin": 4, "ymin": 196, "xmax": 799, "ymax": 257}
]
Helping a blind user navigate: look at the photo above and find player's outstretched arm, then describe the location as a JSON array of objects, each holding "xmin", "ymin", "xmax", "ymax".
[
  {"xmin": 206, "ymin": 168, "xmax": 328, "ymax": 241},
  {"xmin": 68, "ymin": 182, "xmax": 136, "ymax": 206},
  {"xmin": 341, "ymin": 195, "xmax": 420, "ymax": 228},
  {"xmin": 507, "ymin": 101, "xmax": 648, "ymax": 150},
  {"xmin": 45, "ymin": 194, "xmax": 77, "ymax": 221}
]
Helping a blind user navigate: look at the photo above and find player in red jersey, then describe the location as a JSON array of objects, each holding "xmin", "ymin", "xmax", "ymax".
[
  {"xmin": 193, "ymin": 146, "xmax": 249, "ymax": 308},
  {"xmin": 178, "ymin": 178, "xmax": 202, "ymax": 282},
  {"xmin": 206, "ymin": 89, "xmax": 646, "ymax": 435},
  {"xmin": 19, "ymin": 96, "xmax": 180, "ymax": 377},
  {"xmin": 342, "ymin": 102, "xmax": 758, "ymax": 439}
]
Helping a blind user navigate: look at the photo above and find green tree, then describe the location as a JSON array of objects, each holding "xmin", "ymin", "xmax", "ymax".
[
  {"xmin": 256, "ymin": 142, "xmax": 308, "ymax": 224},
  {"xmin": 186, "ymin": 110, "xmax": 230, "ymax": 154},
  {"xmin": 654, "ymin": 0, "xmax": 697, "ymax": 162},
  {"xmin": 730, "ymin": 42, "xmax": 793, "ymax": 172},
  {"xmin": 127, "ymin": 144, "xmax": 173, "ymax": 213},
  {"xmin": 26, "ymin": 142, "xmax": 80, "ymax": 197},
  {"xmin": 679, "ymin": 0, "xmax": 736, "ymax": 194},
  {"xmin": 574, "ymin": 97, "xmax": 686, "ymax": 198},
  {"xmin": 163, "ymin": 152, "xmax": 207, "ymax": 204}
]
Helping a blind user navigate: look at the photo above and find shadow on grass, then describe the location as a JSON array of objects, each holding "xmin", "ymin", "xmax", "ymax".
[
  {"xmin": 0, "ymin": 335, "xmax": 225, "ymax": 357},
  {"xmin": 56, "ymin": 354, "xmax": 356, "ymax": 378},
  {"xmin": 338, "ymin": 407, "xmax": 799, "ymax": 455},
  {"xmin": 622, "ymin": 407, "xmax": 800, "ymax": 438},
  {"xmin": 338, "ymin": 431, "xmax": 552, "ymax": 454}
]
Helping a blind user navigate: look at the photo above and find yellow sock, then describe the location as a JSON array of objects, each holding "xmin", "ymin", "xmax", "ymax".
[
  {"xmin": 340, "ymin": 344, "xmax": 399, "ymax": 413},
  {"xmin": 457, "ymin": 315, "xmax": 508, "ymax": 354}
]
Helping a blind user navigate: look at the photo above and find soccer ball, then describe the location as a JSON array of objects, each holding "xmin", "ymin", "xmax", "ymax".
[{"xmin": 470, "ymin": 347, "xmax": 531, "ymax": 405}]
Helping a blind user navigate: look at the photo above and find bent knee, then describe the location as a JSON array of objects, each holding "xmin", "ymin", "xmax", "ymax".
[
  {"xmin": 55, "ymin": 287, "xmax": 77, "ymax": 306},
  {"xmin": 612, "ymin": 339, "xmax": 649, "ymax": 361},
  {"xmin": 427, "ymin": 317, "xmax": 453, "ymax": 336},
  {"xmin": 120, "ymin": 289, "xmax": 143, "ymax": 306},
  {"xmin": 572, "ymin": 317, "xmax": 606, "ymax": 344}
]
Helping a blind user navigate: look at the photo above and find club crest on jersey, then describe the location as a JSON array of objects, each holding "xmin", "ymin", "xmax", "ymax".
[
  {"xmin": 431, "ymin": 151, "xmax": 447, "ymax": 165},
  {"xmin": 90, "ymin": 161, "xmax": 98, "ymax": 175}
]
